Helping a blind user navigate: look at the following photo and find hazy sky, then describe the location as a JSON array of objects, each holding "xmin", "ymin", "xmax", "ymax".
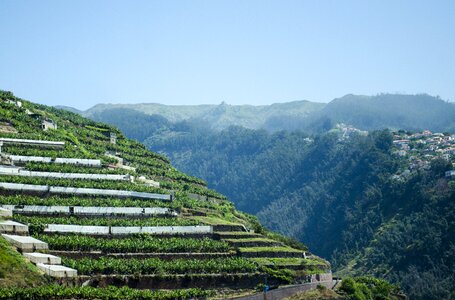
[{"xmin": 1, "ymin": 0, "xmax": 454, "ymax": 110}]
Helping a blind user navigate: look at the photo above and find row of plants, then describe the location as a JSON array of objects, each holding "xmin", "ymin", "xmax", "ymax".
[
  {"xmin": 0, "ymin": 193, "xmax": 225, "ymax": 211},
  {"xmin": 130, "ymin": 158, "xmax": 207, "ymax": 187},
  {"xmin": 0, "ymin": 194, "xmax": 176, "ymax": 209},
  {"xmin": 0, "ymin": 175, "xmax": 166, "ymax": 194},
  {"xmin": 158, "ymin": 180, "xmax": 226, "ymax": 201},
  {"xmin": 35, "ymin": 234, "xmax": 231, "ymax": 253},
  {"xmin": 3, "ymin": 145, "xmax": 94, "ymax": 159},
  {"xmin": 62, "ymin": 256, "xmax": 258, "ymax": 275},
  {"xmin": 122, "ymin": 153, "xmax": 171, "ymax": 171},
  {"xmin": 1, "ymin": 121, "xmax": 213, "ymax": 198},
  {"xmin": 0, "ymin": 285, "xmax": 212, "ymax": 300},
  {"xmin": 111, "ymin": 141, "xmax": 170, "ymax": 165},
  {"xmin": 24, "ymin": 162, "xmax": 133, "ymax": 175},
  {"xmin": 14, "ymin": 215, "xmax": 200, "ymax": 234}
]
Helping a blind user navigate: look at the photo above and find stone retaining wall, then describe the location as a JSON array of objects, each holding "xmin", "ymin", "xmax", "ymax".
[
  {"xmin": 62, "ymin": 273, "xmax": 284, "ymax": 290},
  {"xmin": 49, "ymin": 250, "xmax": 235, "ymax": 260}
]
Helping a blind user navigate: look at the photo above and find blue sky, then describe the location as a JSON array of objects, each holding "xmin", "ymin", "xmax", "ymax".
[{"xmin": 1, "ymin": 0, "xmax": 454, "ymax": 109}]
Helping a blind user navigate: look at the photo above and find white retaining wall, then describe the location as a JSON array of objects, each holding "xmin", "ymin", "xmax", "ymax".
[
  {"xmin": 0, "ymin": 182, "xmax": 49, "ymax": 193},
  {"xmin": 45, "ymin": 224, "xmax": 110, "ymax": 235},
  {"xmin": 111, "ymin": 225, "xmax": 213, "ymax": 235},
  {"xmin": 9, "ymin": 155, "xmax": 53, "ymax": 163},
  {"xmin": 0, "ymin": 221, "xmax": 28, "ymax": 234},
  {"xmin": 0, "ymin": 207, "xmax": 12, "ymax": 217},
  {"xmin": 37, "ymin": 263, "xmax": 77, "ymax": 278},
  {"xmin": 2, "ymin": 205, "xmax": 69, "ymax": 214},
  {"xmin": 8, "ymin": 155, "xmax": 101, "ymax": 167},
  {"xmin": 1, "ymin": 234, "xmax": 48, "ymax": 252},
  {"xmin": 73, "ymin": 206, "xmax": 173, "ymax": 216},
  {"xmin": 0, "ymin": 138, "xmax": 65, "ymax": 148},
  {"xmin": 44, "ymin": 224, "xmax": 213, "ymax": 235},
  {"xmin": 24, "ymin": 252, "xmax": 61, "ymax": 265},
  {"xmin": 49, "ymin": 186, "xmax": 171, "ymax": 201},
  {"xmin": 54, "ymin": 158, "xmax": 101, "ymax": 167},
  {"xmin": 0, "ymin": 166, "xmax": 130, "ymax": 181},
  {"xmin": 0, "ymin": 182, "xmax": 171, "ymax": 201},
  {"xmin": 2, "ymin": 205, "xmax": 174, "ymax": 216}
]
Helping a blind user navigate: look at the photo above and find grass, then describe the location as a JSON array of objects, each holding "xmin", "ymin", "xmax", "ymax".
[
  {"xmin": 192, "ymin": 215, "xmax": 243, "ymax": 226},
  {"xmin": 0, "ymin": 235, "xmax": 47, "ymax": 288},
  {"xmin": 284, "ymin": 286, "xmax": 342, "ymax": 300},
  {"xmin": 224, "ymin": 238, "xmax": 279, "ymax": 244},
  {"xmin": 215, "ymin": 231, "xmax": 259, "ymax": 236},
  {"xmin": 249, "ymin": 258, "xmax": 306, "ymax": 266},
  {"xmin": 239, "ymin": 246, "xmax": 304, "ymax": 253}
]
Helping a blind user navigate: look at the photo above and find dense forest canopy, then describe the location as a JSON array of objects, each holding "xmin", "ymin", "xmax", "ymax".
[
  {"xmin": 69, "ymin": 94, "xmax": 455, "ymax": 299},
  {"xmin": 150, "ymin": 128, "xmax": 455, "ymax": 300}
]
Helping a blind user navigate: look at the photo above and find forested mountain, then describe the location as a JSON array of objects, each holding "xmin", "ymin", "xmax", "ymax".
[
  {"xmin": 76, "ymin": 114, "xmax": 454, "ymax": 299},
  {"xmin": 82, "ymin": 100, "xmax": 324, "ymax": 131},
  {"xmin": 148, "ymin": 128, "xmax": 455, "ymax": 300},
  {"xmin": 76, "ymin": 93, "xmax": 455, "ymax": 133},
  {"xmin": 65, "ymin": 93, "xmax": 455, "ymax": 299},
  {"xmin": 319, "ymin": 94, "xmax": 455, "ymax": 132}
]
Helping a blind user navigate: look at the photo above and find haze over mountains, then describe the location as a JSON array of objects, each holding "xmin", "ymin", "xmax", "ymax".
[
  {"xmin": 62, "ymin": 93, "xmax": 455, "ymax": 133},
  {"xmin": 59, "ymin": 93, "xmax": 455, "ymax": 299}
]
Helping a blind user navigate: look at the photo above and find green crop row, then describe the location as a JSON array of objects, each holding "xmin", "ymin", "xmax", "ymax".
[
  {"xmin": 24, "ymin": 162, "xmax": 132, "ymax": 175},
  {"xmin": 35, "ymin": 234, "xmax": 231, "ymax": 253},
  {"xmin": 0, "ymin": 193, "xmax": 225, "ymax": 211},
  {"xmin": 0, "ymin": 195, "xmax": 176, "ymax": 209},
  {"xmin": 14, "ymin": 215, "xmax": 200, "ymax": 234},
  {"xmin": 0, "ymin": 285, "xmax": 211, "ymax": 300},
  {"xmin": 3, "ymin": 145, "xmax": 93, "ymax": 159},
  {"xmin": 0, "ymin": 175, "xmax": 166, "ymax": 194},
  {"xmin": 62, "ymin": 256, "xmax": 258, "ymax": 275}
]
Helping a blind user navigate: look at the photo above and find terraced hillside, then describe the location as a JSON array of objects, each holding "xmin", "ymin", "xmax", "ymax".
[{"xmin": 0, "ymin": 90, "xmax": 330, "ymax": 299}]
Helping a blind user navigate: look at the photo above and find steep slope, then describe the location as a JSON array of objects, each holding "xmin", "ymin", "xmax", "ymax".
[
  {"xmin": 136, "ymin": 125, "xmax": 454, "ymax": 300},
  {"xmin": 0, "ymin": 90, "xmax": 331, "ymax": 299},
  {"xmin": 0, "ymin": 235, "xmax": 47, "ymax": 288}
]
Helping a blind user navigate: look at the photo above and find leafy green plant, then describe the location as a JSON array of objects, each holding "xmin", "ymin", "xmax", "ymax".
[
  {"xmin": 0, "ymin": 285, "xmax": 211, "ymax": 300},
  {"xmin": 15, "ymin": 215, "xmax": 200, "ymax": 234},
  {"xmin": 62, "ymin": 257, "xmax": 258, "ymax": 275},
  {"xmin": 35, "ymin": 234, "xmax": 231, "ymax": 253}
]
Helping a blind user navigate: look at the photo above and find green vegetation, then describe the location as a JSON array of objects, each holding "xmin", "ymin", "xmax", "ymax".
[
  {"xmin": 250, "ymin": 257, "xmax": 326, "ymax": 267},
  {"xmin": 14, "ymin": 215, "xmax": 200, "ymax": 234},
  {"xmin": 35, "ymin": 234, "xmax": 231, "ymax": 253},
  {"xmin": 0, "ymin": 175, "xmax": 166, "ymax": 194},
  {"xmin": 224, "ymin": 237, "xmax": 278, "ymax": 244},
  {"xmin": 99, "ymin": 94, "xmax": 455, "ymax": 133},
  {"xmin": 338, "ymin": 277, "xmax": 402, "ymax": 300},
  {"xmin": 136, "ymin": 119, "xmax": 454, "ymax": 300},
  {"xmin": 0, "ymin": 194, "xmax": 174, "ymax": 208},
  {"xmin": 0, "ymin": 193, "xmax": 227, "ymax": 211},
  {"xmin": 84, "ymin": 100, "xmax": 325, "ymax": 132},
  {"xmin": 0, "ymin": 90, "xmax": 334, "ymax": 297},
  {"xmin": 24, "ymin": 162, "xmax": 132, "ymax": 175},
  {"xmin": 3, "ymin": 144, "xmax": 96, "ymax": 159},
  {"xmin": 285, "ymin": 285, "xmax": 342, "ymax": 300},
  {"xmin": 0, "ymin": 285, "xmax": 211, "ymax": 300},
  {"xmin": 62, "ymin": 257, "xmax": 258, "ymax": 275},
  {"xmin": 0, "ymin": 236, "xmax": 46, "ymax": 288}
]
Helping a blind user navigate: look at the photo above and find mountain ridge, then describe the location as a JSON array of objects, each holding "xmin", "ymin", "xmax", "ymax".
[{"xmin": 60, "ymin": 93, "xmax": 455, "ymax": 133}]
